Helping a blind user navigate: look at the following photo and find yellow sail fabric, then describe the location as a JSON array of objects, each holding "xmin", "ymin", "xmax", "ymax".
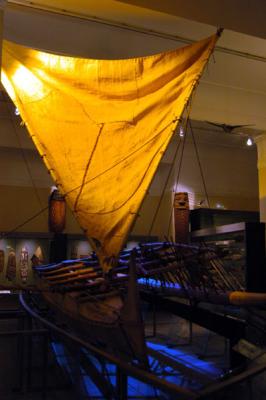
[{"xmin": 1, "ymin": 34, "xmax": 219, "ymax": 271}]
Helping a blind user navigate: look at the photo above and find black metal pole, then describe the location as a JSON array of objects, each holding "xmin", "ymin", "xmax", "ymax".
[
  {"xmin": 26, "ymin": 316, "xmax": 33, "ymax": 391},
  {"xmin": 17, "ymin": 315, "xmax": 25, "ymax": 393},
  {"xmin": 116, "ymin": 366, "xmax": 128, "ymax": 400},
  {"xmin": 42, "ymin": 332, "xmax": 49, "ymax": 400}
]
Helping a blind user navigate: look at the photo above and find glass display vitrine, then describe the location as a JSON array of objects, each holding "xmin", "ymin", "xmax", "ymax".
[{"xmin": 191, "ymin": 222, "xmax": 266, "ymax": 292}]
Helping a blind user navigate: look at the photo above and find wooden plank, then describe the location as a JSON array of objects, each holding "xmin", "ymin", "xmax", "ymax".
[
  {"xmin": 45, "ymin": 266, "xmax": 95, "ymax": 281},
  {"xmin": 48, "ymin": 271, "xmax": 99, "ymax": 285},
  {"xmin": 148, "ymin": 347, "xmax": 213, "ymax": 385},
  {"xmin": 42, "ymin": 262, "xmax": 85, "ymax": 275}
]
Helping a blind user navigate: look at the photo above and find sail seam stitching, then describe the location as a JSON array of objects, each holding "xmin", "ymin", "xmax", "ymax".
[{"xmin": 73, "ymin": 123, "xmax": 104, "ymax": 213}]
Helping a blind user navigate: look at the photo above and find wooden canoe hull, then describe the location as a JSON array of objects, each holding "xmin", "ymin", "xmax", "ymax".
[
  {"xmin": 36, "ymin": 257, "xmax": 148, "ymax": 367},
  {"xmin": 41, "ymin": 290, "xmax": 141, "ymax": 361}
]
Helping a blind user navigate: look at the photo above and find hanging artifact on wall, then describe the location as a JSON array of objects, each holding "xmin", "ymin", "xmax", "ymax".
[
  {"xmin": 70, "ymin": 245, "xmax": 78, "ymax": 260},
  {"xmin": 48, "ymin": 187, "xmax": 66, "ymax": 234},
  {"xmin": 174, "ymin": 192, "xmax": 190, "ymax": 243},
  {"xmin": 6, "ymin": 248, "xmax": 16, "ymax": 281},
  {"xmin": 79, "ymin": 254, "xmax": 89, "ymax": 259},
  {"xmin": 19, "ymin": 246, "xmax": 29, "ymax": 284},
  {"xmin": 31, "ymin": 245, "xmax": 44, "ymax": 267},
  {"xmin": 35, "ymin": 245, "xmax": 44, "ymax": 263},
  {"xmin": 0, "ymin": 249, "xmax": 4, "ymax": 273}
]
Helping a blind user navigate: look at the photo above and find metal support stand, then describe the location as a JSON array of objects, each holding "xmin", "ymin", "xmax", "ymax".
[
  {"xmin": 152, "ymin": 297, "xmax": 157, "ymax": 337},
  {"xmin": 189, "ymin": 319, "xmax": 193, "ymax": 343},
  {"xmin": 0, "ymin": 301, "xmax": 51, "ymax": 399},
  {"xmin": 42, "ymin": 331, "xmax": 49, "ymax": 400},
  {"xmin": 247, "ymin": 378, "xmax": 253, "ymax": 400},
  {"xmin": 16, "ymin": 313, "xmax": 25, "ymax": 393},
  {"xmin": 26, "ymin": 316, "xmax": 33, "ymax": 391},
  {"xmin": 116, "ymin": 366, "xmax": 128, "ymax": 400},
  {"xmin": 144, "ymin": 294, "xmax": 158, "ymax": 339}
]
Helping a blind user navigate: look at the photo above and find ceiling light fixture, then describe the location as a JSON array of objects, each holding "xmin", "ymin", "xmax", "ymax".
[
  {"xmin": 246, "ymin": 137, "xmax": 253, "ymax": 146},
  {"xmin": 14, "ymin": 107, "xmax": 20, "ymax": 116},
  {"xmin": 179, "ymin": 126, "xmax": 184, "ymax": 137}
]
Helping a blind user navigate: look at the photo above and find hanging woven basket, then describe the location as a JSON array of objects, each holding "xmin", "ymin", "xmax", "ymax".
[{"xmin": 48, "ymin": 188, "xmax": 66, "ymax": 233}]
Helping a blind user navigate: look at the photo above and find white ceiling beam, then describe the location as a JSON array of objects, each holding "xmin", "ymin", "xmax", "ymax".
[{"xmin": 117, "ymin": 0, "xmax": 266, "ymax": 40}]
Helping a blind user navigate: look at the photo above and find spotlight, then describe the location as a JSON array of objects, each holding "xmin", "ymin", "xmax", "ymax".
[
  {"xmin": 14, "ymin": 107, "xmax": 20, "ymax": 116},
  {"xmin": 179, "ymin": 126, "xmax": 184, "ymax": 137},
  {"xmin": 246, "ymin": 137, "xmax": 253, "ymax": 146},
  {"xmin": 50, "ymin": 185, "xmax": 58, "ymax": 193}
]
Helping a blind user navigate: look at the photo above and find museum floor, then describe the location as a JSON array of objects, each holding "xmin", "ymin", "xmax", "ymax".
[{"xmin": 0, "ymin": 293, "xmax": 265, "ymax": 400}]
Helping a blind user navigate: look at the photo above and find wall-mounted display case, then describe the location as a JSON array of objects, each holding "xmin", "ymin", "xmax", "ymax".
[
  {"xmin": 0, "ymin": 232, "xmax": 52, "ymax": 287},
  {"xmin": 191, "ymin": 222, "xmax": 266, "ymax": 292},
  {"xmin": 190, "ymin": 208, "xmax": 260, "ymax": 231},
  {"xmin": 67, "ymin": 235, "xmax": 92, "ymax": 260},
  {"xmin": 66, "ymin": 234, "xmax": 158, "ymax": 260}
]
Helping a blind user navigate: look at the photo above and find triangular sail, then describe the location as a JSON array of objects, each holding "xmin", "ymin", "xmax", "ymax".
[{"xmin": 1, "ymin": 33, "xmax": 219, "ymax": 271}]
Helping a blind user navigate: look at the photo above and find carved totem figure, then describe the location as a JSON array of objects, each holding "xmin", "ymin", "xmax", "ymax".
[{"xmin": 174, "ymin": 192, "xmax": 190, "ymax": 244}]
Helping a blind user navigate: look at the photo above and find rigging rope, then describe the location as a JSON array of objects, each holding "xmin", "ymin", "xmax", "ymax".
[
  {"xmin": 189, "ymin": 118, "xmax": 210, "ymax": 208},
  {"xmin": 5, "ymin": 94, "xmax": 47, "ymax": 224},
  {"xmin": 74, "ymin": 123, "xmax": 104, "ymax": 212},
  {"xmin": 147, "ymin": 128, "xmax": 182, "ymax": 237},
  {"xmin": 166, "ymin": 102, "xmax": 192, "ymax": 237},
  {"xmin": 0, "ymin": 205, "xmax": 49, "ymax": 239}
]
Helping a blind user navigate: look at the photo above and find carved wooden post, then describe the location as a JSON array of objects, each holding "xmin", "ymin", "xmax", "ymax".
[
  {"xmin": 174, "ymin": 192, "xmax": 190, "ymax": 243},
  {"xmin": 48, "ymin": 187, "xmax": 67, "ymax": 262}
]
